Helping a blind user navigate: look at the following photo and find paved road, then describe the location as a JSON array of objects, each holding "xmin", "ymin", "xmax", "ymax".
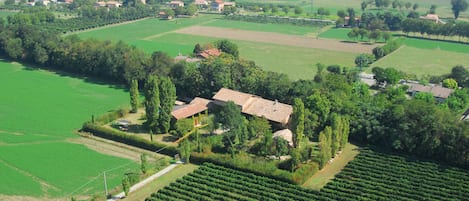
[{"xmin": 107, "ymin": 163, "xmax": 180, "ymax": 201}]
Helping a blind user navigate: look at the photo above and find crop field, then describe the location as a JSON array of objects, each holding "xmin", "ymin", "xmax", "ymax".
[
  {"xmin": 399, "ymin": 37, "xmax": 469, "ymax": 54},
  {"xmin": 0, "ymin": 61, "xmax": 139, "ymax": 198},
  {"xmin": 371, "ymin": 46, "xmax": 469, "ymax": 76},
  {"xmin": 77, "ymin": 15, "xmax": 366, "ymax": 80},
  {"xmin": 149, "ymin": 149, "xmax": 469, "ymax": 201},
  {"xmin": 322, "ymin": 148, "xmax": 469, "ymax": 200}
]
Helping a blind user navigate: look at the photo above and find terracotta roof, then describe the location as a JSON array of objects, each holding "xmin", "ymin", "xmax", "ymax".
[
  {"xmin": 224, "ymin": 1, "xmax": 235, "ymax": 6},
  {"xmin": 171, "ymin": 97, "xmax": 212, "ymax": 120},
  {"xmin": 197, "ymin": 48, "xmax": 222, "ymax": 59},
  {"xmin": 213, "ymin": 88, "xmax": 293, "ymax": 125},
  {"xmin": 407, "ymin": 83, "xmax": 454, "ymax": 99},
  {"xmin": 273, "ymin": 129, "xmax": 293, "ymax": 147},
  {"xmin": 170, "ymin": 0, "xmax": 184, "ymax": 4}
]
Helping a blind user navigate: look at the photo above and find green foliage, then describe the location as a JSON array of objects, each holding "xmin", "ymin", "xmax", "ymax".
[
  {"xmin": 355, "ymin": 53, "xmax": 375, "ymax": 69},
  {"xmin": 248, "ymin": 116, "xmax": 271, "ymax": 139},
  {"xmin": 318, "ymin": 126, "xmax": 332, "ymax": 169},
  {"xmin": 179, "ymin": 139, "xmax": 191, "ymax": 163},
  {"xmin": 275, "ymin": 137, "xmax": 289, "ymax": 158},
  {"xmin": 158, "ymin": 76, "xmax": 176, "ymax": 133},
  {"xmin": 172, "ymin": 118, "xmax": 194, "ymax": 137},
  {"xmin": 223, "ymin": 15, "xmax": 334, "ymax": 27},
  {"xmin": 291, "ymin": 98, "xmax": 305, "ymax": 148},
  {"xmin": 216, "ymin": 101, "xmax": 248, "ymax": 157},
  {"xmin": 130, "ymin": 79, "xmax": 139, "ymax": 113},
  {"xmin": 289, "ymin": 148, "xmax": 301, "ymax": 172},
  {"xmin": 122, "ymin": 175, "xmax": 130, "ymax": 196},
  {"xmin": 414, "ymin": 92, "xmax": 435, "ymax": 104},
  {"xmin": 451, "ymin": 0, "xmax": 468, "ymax": 19},
  {"xmin": 140, "ymin": 154, "xmax": 148, "ymax": 174},
  {"xmin": 445, "ymin": 89, "xmax": 469, "ymax": 112},
  {"xmin": 442, "ymin": 78, "xmax": 458, "ymax": 89},
  {"xmin": 144, "ymin": 75, "xmax": 160, "ymax": 133},
  {"xmin": 215, "ymin": 39, "xmax": 239, "ymax": 59}
]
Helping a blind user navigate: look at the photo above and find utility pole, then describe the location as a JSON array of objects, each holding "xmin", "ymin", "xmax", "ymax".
[{"xmin": 104, "ymin": 171, "xmax": 108, "ymax": 198}]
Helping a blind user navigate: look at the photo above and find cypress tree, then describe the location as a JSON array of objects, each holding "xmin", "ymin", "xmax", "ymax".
[
  {"xmin": 291, "ymin": 98, "xmax": 305, "ymax": 148},
  {"xmin": 130, "ymin": 79, "xmax": 139, "ymax": 113},
  {"xmin": 158, "ymin": 77, "xmax": 176, "ymax": 133},
  {"xmin": 144, "ymin": 75, "xmax": 159, "ymax": 133}
]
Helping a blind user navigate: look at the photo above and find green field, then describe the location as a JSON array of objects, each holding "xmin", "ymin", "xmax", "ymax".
[
  {"xmin": 400, "ymin": 37, "xmax": 469, "ymax": 54},
  {"xmin": 77, "ymin": 16, "xmax": 357, "ymax": 80},
  {"xmin": 138, "ymin": 33, "xmax": 356, "ymax": 80},
  {"xmin": 319, "ymin": 28, "xmax": 352, "ymax": 41},
  {"xmin": 0, "ymin": 10, "xmax": 16, "ymax": 18},
  {"xmin": 202, "ymin": 19, "xmax": 320, "ymax": 35},
  {"xmin": 0, "ymin": 61, "xmax": 139, "ymax": 198},
  {"xmin": 371, "ymin": 46, "xmax": 469, "ymax": 76}
]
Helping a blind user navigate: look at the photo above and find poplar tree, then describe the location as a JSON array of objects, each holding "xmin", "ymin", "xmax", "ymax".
[
  {"xmin": 331, "ymin": 113, "xmax": 342, "ymax": 156},
  {"xmin": 158, "ymin": 76, "xmax": 176, "ymax": 133},
  {"xmin": 318, "ymin": 126, "xmax": 333, "ymax": 169},
  {"xmin": 144, "ymin": 75, "xmax": 159, "ymax": 133},
  {"xmin": 291, "ymin": 98, "xmax": 305, "ymax": 148},
  {"xmin": 130, "ymin": 79, "xmax": 139, "ymax": 113}
]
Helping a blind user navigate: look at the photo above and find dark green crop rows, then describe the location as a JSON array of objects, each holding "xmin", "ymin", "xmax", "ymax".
[{"xmin": 147, "ymin": 149, "xmax": 469, "ymax": 201}]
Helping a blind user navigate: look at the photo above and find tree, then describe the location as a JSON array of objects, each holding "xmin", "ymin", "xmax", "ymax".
[
  {"xmin": 330, "ymin": 113, "xmax": 342, "ymax": 156},
  {"xmin": 4, "ymin": 0, "xmax": 15, "ymax": 5},
  {"xmin": 140, "ymin": 154, "xmax": 148, "ymax": 174},
  {"xmin": 361, "ymin": 1, "xmax": 368, "ymax": 11},
  {"xmin": 290, "ymin": 98, "xmax": 305, "ymax": 148},
  {"xmin": 290, "ymin": 148, "xmax": 301, "ymax": 172},
  {"xmin": 449, "ymin": 65, "xmax": 469, "ymax": 87},
  {"xmin": 193, "ymin": 43, "xmax": 202, "ymax": 54},
  {"xmin": 216, "ymin": 101, "xmax": 247, "ymax": 158},
  {"xmin": 382, "ymin": 31, "xmax": 392, "ymax": 42},
  {"xmin": 318, "ymin": 126, "xmax": 332, "ymax": 169},
  {"xmin": 347, "ymin": 28, "xmax": 359, "ymax": 41},
  {"xmin": 283, "ymin": 6, "xmax": 289, "ymax": 14},
  {"xmin": 130, "ymin": 79, "xmax": 139, "ymax": 113},
  {"xmin": 337, "ymin": 10, "xmax": 346, "ymax": 18},
  {"xmin": 185, "ymin": 4, "xmax": 198, "ymax": 16},
  {"xmin": 347, "ymin": 8, "xmax": 356, "ymax": 27},
  {"xmin": 443, "ymin": 78, "xmax": 458, "ymax": 89},
  {"xmin": 412, "ymin": 3, "xmax": 418, "ymax": 11},
  {"xmin": 158, "ymin": 77, "xmax": 176, "ymax": 133},
  {"xmin": 178, "ymin": 139, "xmax": 191, "ymax": 163},
  {"xmin": 275, "ymin": 137, "xmax": 289, "ymax": 159},
  {"xmin": 248, "ymin": 116, "xmax": 271, "ymax": 139},
  {"xmin": 122, "ymin": 176, "xmax": 130, "ymax": 196},
  {"xmin": 294, "ymin": 6, "xmax": 303, "ymax": 15},
  {"xmin": 355, "ymin": 54, "xmax": 375, "ymax": 70},
  {"xmin": 414, "ymin": 92, "xmax": 435, "ymax": 103},
  {"xmin": 429, "ymin": 4, "xmax": 437, "ymax": 14},
  {"xmin": 358, "ymin": 28, "xmax": 369, "ymax": 41},
  {"xmin": 215, "ymin": 39, "xmax": 239, "ymax": 59},
  {"xmin": 405, "ymin": 2, "xmax": 412, "ymax": 10},
  {"xmin": 144, "ymin": 75, "xmax": 160, "ymax": 133},
  {"xmin": 451, "ymin": 0, "xmax": 468, "ymax": 19},
  {"xmin": 368, "ymin": 29, "xmax": 382, "ymax": 42}
]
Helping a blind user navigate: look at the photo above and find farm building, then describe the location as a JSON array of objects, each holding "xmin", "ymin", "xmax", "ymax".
[
  {"xmin": 405, "ymin": 83, "xmax": 454, "ymax": 102},
  {"xmin": 169, "ymin": 0, "xmax": 184, "ymax": 8},
  {"xmin": 197, "ymin": 48, "xmax": 221, "ymax": 59},
  {"xmin": 419, "ymin": 14, "xmax": 445, "ymax": 24},
  {"xmin": 211, "ymin": 0, "xmax": 224, "ymax": 11},
  {"xmin": 212, "ymin": 88, "xmax": 293, "ymax": 126},
  {"xmin": 171, "ymin": 97, "xmax": 213, "ymax": 125},
  {"xmin": 194, "ymin": 0, "xmax": 208, "ymax": 7}
]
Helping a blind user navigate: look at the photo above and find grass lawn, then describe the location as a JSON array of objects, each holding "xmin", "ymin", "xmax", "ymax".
[
  {"xmin": 302, "ymin": 143, "xmax": 360, "ymax": 190},
  {"xmin": 399, "ymin": 37, "xmax": 469, "ymax": 54},
  {"xmin": 319, "ymin": 27, "xmax": 351, "ymax": 40},
  {"xmin": 123, "ymin": 164, "xmax": 198, "ymax": 201},
  {"xmin": 0, "ymin": 60, "xmax": 139, "ymax": 198},
  {"xmin": 371, "ymin": 46, "xmax": 469, "ymax": 76},
  {"xmin": 202, "ymin": 19, "xmax": 320, "ymax": 35}
]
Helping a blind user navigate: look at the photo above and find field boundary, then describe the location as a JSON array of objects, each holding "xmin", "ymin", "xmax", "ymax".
[{"xmin": 175, "ymin": 26, "xmax": 378, "ymax": 53}]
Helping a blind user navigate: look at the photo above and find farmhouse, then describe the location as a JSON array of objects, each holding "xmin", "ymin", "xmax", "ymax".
[
  {"xmin": 211, "ymin": 0, "xmax": 224, "ymax": 11},
  {"xmin": 197, "ymin": 48, "xmax": 222, "ymax": 59},
  {"xmin": 169, "ymin": 0, "xmax": 184, "ymax": 8},
  {"xmin": 405, "ymin": 83, "xmax": 454, "ymax": 102},
  {"xmin": 194, "ymin": 0, "xmax": 208, "ymax": 7},
  {"xmin": 419, "ymin": 14, "xmax": 445, "ymax": 24},
  {"xmin": 212, "ymin": 88, "xmax": 293, "ymax": 126}
]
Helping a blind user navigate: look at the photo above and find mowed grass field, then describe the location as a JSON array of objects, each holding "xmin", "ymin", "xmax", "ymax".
[
  {"xmin": 77, "ymin": 15, "xmax": 356, "ymax": 80},
  {"xmin": 0, "ymin": 61, "xmax": 139, "ymax": 198},
  {"xmin": 371, "ymin": 46, "xmax": 469, "ymax": 76}
]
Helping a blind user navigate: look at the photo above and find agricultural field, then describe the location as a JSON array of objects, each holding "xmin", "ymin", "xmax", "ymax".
[
  {"xmin": 148, "ymin": 149, "xmax": 469, "ymax": 201},
  {"xmin": 77, "ymin": 15, "xmax": 369, "ymax": 80},
  {"xmin": 371, "ymin": 46, "xmax": 469, "ymax": 77},
  {"xmin": 0, "ymin": 60, "xmax": 139, "ymax": 198},
  {"xmin": 323, "ymin": 148, "xmax": 469, "ymax": 200}
]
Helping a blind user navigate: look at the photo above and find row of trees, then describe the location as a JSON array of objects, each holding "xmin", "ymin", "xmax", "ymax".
[
  {"xmin": 317, "ymin": 114, "xmax": 349, "ymax": 168},
  {"xmin": 401, "ymin": 18, "xmax": 469, "ymax": 40},
  {"xmin": 347, "ymin": 28, "xmax": 392, "ymax": 42},
  {"xmin": 224, "ymin": 14, "xmax": 334, "ymax": 27},
  {"xmin": 144, "ymin": 75, "xmax": 176, "ymax": 134}
]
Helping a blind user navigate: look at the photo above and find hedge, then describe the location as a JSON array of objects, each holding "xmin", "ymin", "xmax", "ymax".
[
  {"xmin": 224, "ymin": 14, "xmax": 334, "ymax": 27},
  {"xmin": 81, "ymin": 122, "xmax": 178, "ymax": 156}
]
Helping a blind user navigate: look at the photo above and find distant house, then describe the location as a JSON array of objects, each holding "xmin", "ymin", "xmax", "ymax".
[
  {"xmin": 169, "ymin": 0, "xmax": 184, "ymax": 8},
  {"xmin": 174, "ymin": 54, "xmax": 201, "ymax": 63},
  {"xmin": 273, "ymin": 129, "xmax": 294, "ymax": 147},
  {"xmin": 211, "ymin": 0, "xmax": 224, "ymax": 11},
  {"xmin": 105, "ymin": 1, "xmax": 122, "ymax": 8},
  {"xmin": 159, "ymin": 11, "xmax": 173, "ymax": 20},
  {"xmin": 171, "ymin": 97, "xmax": 213, "ymax": 124},
  {"xmin": 95, "ymin": 1, "xmax": 106, "ymax": 7},
  {"xmin": 223, "ymin": 1, "xmax": 235, "ymax": 7},
  {"xmin": 419, "ymin": 14, "xmax": 445, "ymax": 24},
  {"xmin": 343, "ymin": 16, "xmax": 360, "ymax": 27},
  {"xmin": 358, "ymin": 72, "xmax": 377, "ymax": 87},
  {"xmin": 197, "ymin": 48, "xmax": 222, "ymax": 59},
  {"xmin": 212, "ymin": 88, "xmax": 293, "ymax": 126},
  {"xmin": 194, "ymin": 0, "xmax": 208, "ymax": 7},
  {"xmin": 406, "ymin": 83, "xmax": 454, "ymax": 103}
]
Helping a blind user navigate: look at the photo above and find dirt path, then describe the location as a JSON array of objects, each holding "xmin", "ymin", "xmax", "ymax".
[{"xmin": 176, "ymin": 26, "xmax": 378, "ymax": 53}]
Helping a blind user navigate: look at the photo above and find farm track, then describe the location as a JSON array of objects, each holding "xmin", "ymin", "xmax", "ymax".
[{"xmin": 175, "ymin": 26, "xmax": 378, "ymax": 53}]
